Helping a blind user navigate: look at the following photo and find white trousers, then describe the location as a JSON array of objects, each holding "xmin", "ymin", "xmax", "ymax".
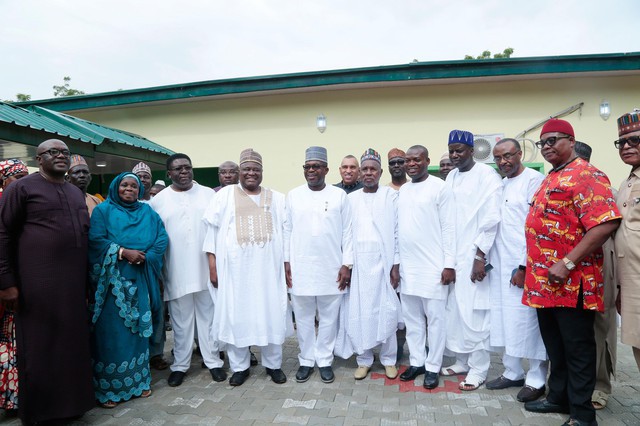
[
  {"xmin": 451, "ymin": 350, "xmax": 491, "ymax": 383},
  {"xmin": 169, "ymin": 290, "xmax": 222, "ymax": 371},
  {"xmin": 401, "ymin": 294, "xmax": 446, "ymax": 373},
  {"xmin": 227, "ymin": 343, "xmax": 282, "ymax": 372},
  {"xmin": 356, "ymin": 333, "xmax": 397, "ymax": 367},
  {"xmin": 291, "ymin": 294, "xmax": 342, "ymax": 368},
  {"xmin": 502, "ymin": 353, "xmax": 549, "ymax": 389}
]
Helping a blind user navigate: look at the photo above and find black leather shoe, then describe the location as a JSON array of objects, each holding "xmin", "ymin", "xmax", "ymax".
[
  {"xmin": 400, "ymin": 365, "xmax": 426, "ymax": 381},
  {"xmin": 517, "ymin": 385, "xmax": 546, "ymax": 402},
  {"xmin": 250, "ymin": 351, "xmax": 258, "ymax": 366},
  {"xmin": 266, "ymin": 368, "xmax": 287, "ymax": 384},
  {"xmin": 168, "ymin": 371, "xmax": 186, "ymax": 387},
  {"xmin": 210, "ymin": 367, "xmax": 227, "ymax": 382},
  {"xmin": 486, "ymin": 375, "xmax": 525, "ymax": 390},
  {"xmin": 562, "ymin": 418, "xmax": 598, "ymax": 426},
  {"xmin": 319, "ymin": 366, "xmax": 335, "ymax": 383},
  {"xmin": 295, "ymin": 366, "xmax": 314, "ymax": 383},
  {"xmin": 229, "ymin": 369, "xmax": 250, "ymax": 386},
  {"xmin": 525, "ymin": 398, "xmax": 570, "ymax": 414},
  {"xmin": 423, "ymin": 371, "xmax": 439, "ymax": 389}
]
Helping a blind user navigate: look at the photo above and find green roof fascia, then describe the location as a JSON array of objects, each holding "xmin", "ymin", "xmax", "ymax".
[
  {"xmin": 94, "ymin": 139, "xmax": 173, "ymax": 165},
  {"xmin": 28, "ymin": 106, "xmax": 174, "ymax": 156},
  {"xmin": 17, "ymin": 52, "xmax": 640, "ymax": 112}
]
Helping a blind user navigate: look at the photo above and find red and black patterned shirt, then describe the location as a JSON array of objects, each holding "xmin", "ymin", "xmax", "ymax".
[{"xmin": 523, "ymin": 157, "xmax": 621, "ymax": 311}]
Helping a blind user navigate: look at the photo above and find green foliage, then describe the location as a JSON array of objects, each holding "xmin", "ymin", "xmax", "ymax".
[
  {"xmin": 53, "ymin": 76, "xmax": 85, "ymax": 97},
  {"xmin": 15, "ymin": 93, "xmax": 31, "ymax": 102},
  {"xmin": 465, "ymin": 48, "xmax": 514, "ymax": 60}
]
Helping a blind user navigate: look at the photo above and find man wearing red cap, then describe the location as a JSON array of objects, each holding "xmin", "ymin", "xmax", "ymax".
[
  {"xmin": 613, "ymin": 109, "xmax": 640, "ymax": 373},
  {"xmin": 523, "ymin": 119, "xmax": 621, "ymax": 426}
]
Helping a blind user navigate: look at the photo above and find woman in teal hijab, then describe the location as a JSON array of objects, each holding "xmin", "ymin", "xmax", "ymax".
[{"xmin": 89, "ymin": 172, "xmax": 168, "ymax": 408}]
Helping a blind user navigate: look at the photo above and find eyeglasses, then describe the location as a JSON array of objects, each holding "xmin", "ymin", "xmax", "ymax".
[
  {"xmin": 169, "ymin": 165, "xmax": 193, "ymax": 172},
  {"xmin": 535, "ymin": 136, "xmax": 570, "ymax": 149},
  {"xmin": 40, "ymin": 149, "xmax": 71, "ymax": 157},
  {"xmin": 302, "ymin": 164, "xmax": 326, "ymax": 171},
  {"xmin": 614, "ymin": 136, "xmax": 640, "ymax": 149},
  {"xmin": 388, "ymin": 160, "xmax": 405, "ymax": 166},
  {"xmin": 493, "ymin": 150, "xmax": 521, "ymax": 163}
]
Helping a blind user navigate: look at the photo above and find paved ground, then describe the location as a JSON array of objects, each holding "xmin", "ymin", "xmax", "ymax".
[{"xmin": 2, "ymin": 331, "xmax": 639, "ymax": 425}]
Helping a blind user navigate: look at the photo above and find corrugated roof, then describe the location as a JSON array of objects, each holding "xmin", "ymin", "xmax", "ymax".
[
  {"xmin": 0, "ymin": 102, "xmax": 95, "ymax": 143},
  {"xmin": 0, "ymin": 102, "xmax": 173, "ymax": 156},
  {"xmin": 28, "ymin": 106, "xmax": 173, "ymax": 155}
]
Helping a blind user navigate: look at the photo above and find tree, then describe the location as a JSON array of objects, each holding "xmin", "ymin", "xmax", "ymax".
[
  {"xmin": 465, "ymin": 48, "xmax": 514, "ymax": 60},
  {"xmin": 53, "ymin": 76, "xmax": 85, "ymax": 97}
]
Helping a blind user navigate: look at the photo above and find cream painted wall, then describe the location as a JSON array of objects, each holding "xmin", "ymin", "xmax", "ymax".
[{"xmin": 74, "ymin": 74, "xmax": 640, "ymax": 193}]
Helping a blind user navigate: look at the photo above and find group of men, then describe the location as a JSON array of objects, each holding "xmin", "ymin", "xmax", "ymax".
[{"xmin": 1, "ymin": 110, "xmax": 640, "ymax": 426}]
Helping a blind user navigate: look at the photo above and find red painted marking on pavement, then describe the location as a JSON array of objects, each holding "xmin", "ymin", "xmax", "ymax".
[{"xmin": 370, "ymin": 365, "xmax": 462, "ymax": 394}]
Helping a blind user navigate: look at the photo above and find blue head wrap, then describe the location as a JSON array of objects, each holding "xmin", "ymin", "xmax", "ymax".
[{"xmin": 107, "ymin": 172, "xmax": 144, "ymax": 210}]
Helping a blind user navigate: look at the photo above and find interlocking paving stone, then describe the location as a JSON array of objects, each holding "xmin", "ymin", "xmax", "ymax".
[
  {"xmin": 4, "ymin": 330, "xmax": 638, "ymax": 425},
  {"xmin": 283, "ymin": 398, "xmax": 318, "ymax": 409},
  {"xmin": 272, "ymin": 413, "xmax": 310, "ymax": 424}
]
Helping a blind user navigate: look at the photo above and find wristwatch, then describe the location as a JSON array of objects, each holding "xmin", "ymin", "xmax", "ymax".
[{"xmin": 562, "ymin": 257, "xmax": 576, "ymax": 271}]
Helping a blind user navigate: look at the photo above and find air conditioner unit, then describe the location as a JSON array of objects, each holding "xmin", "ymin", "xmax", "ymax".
[{"xmin": 473, "ymin": 133, "xmax": 504, "ymax": 163}]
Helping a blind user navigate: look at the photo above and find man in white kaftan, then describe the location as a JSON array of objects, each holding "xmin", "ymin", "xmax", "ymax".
[
  {"xmin": 487, "ymin": 139, "xmax": 548, "ymax": 402},
  {"xmin": 150, "ymin": 154, "xmax": 225, "ymax": 387},
  {"xmin": 443, "ymin": 130, "xmax": 502, "ymax": 391},
  {"xmin": 203, "ymin": 149, "xmax": 288, "ymax": 386},
  {"xmin": 398, "ymin": 145, "xmax": 456, "ymax": 390},
  {"xmin": 284, "ymin": 146, "xmax": 353, "ymax": 384},
  {"xmin": 346, "ymin": 149, "xmax": 401, "ymax": 381}
]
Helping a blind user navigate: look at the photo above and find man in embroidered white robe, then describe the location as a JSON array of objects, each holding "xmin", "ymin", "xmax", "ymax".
[
  {"xmin": 346, "ymin": 149, "xmax": 401, "ymax": 380},
  {"xmin": 203, "ymin": 149, "xmax": 288, "ymax": 386},
  {"xmin": 284, "ymin": 146, "xmax": 353, "ymax": 384},
  {"xmin": 442, "ymin": 130, "xmax": 502, "ymax": 391},
  {"xmin": 487, "ymin": 139, "xmax": 548, "ymax": 402}
]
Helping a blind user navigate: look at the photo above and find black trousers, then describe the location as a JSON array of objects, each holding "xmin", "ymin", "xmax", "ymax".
[{"xmin": 537, "ymin": 305, "xmax": 596, "ymax": 422}]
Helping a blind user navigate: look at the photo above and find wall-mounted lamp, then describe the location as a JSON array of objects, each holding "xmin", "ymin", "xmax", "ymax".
[
  {"xmin": 316, "ymin": 114, "xmax": 327, "ymax": 133},
  {"xmin": 599, "ymin": 100, "xmax": 611, "ymax": 121},
  {"xmin": 96, "ymin": 160, "xmax": 107, "ymax": 167}
]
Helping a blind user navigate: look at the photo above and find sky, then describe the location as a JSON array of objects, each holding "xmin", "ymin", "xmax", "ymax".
[{"xmin": 2, "ymin": 0, "xmax": 639, "ymax": 101}]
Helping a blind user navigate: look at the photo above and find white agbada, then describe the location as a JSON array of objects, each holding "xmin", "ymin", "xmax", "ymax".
[
  {"xmin": 150, "ymin": 182, "xmax": 214, "ymax": 301},
  {"xmin": 283, "ymin": 184, "xmax": 353, "ymax": 295},
  {"xmin": 398, "ymin": 175, "xmax": 455, "ymax": 298},
  {"xmin": 346, "ymin": 187, "xmax": 401, "ymax": 354},
  {"xmin": 444, "ymin": 162, "xmax": 502, "ymax": 353},
  {"xmin": 202, "ymin": 185, "xmax": 288, "ymax": 348},
  {"xmin": 489, "ymin": 167, "xmax": 547, "ymax": 361}
]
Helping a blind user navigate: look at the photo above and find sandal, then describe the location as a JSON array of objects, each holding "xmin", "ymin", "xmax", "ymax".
[
  {"xmin": 140, "ymin": 389, "xmax": 152, "ymax": 398},
  {"xmin": 99, "ymin": 400, "xmax": 118, "ymax": 409},
  {"xmin": 150, "ymin": 355, "xmax": 169, "ymax": 370},
  {"xmin": 591, "ymin": 390, "xmax": 608, "ymax": 410},
  {"xmin": 459, "ymin": 377, "xmax": 485, "ymax": 391},
  {"xmin": 441, "ymin": 363, "xmax": 469, "ymax": 376}
]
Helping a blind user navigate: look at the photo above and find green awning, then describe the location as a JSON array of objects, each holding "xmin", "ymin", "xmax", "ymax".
[{"xmin": 0, "ymin": 101, "xmax": 173, "ymax": 173}]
